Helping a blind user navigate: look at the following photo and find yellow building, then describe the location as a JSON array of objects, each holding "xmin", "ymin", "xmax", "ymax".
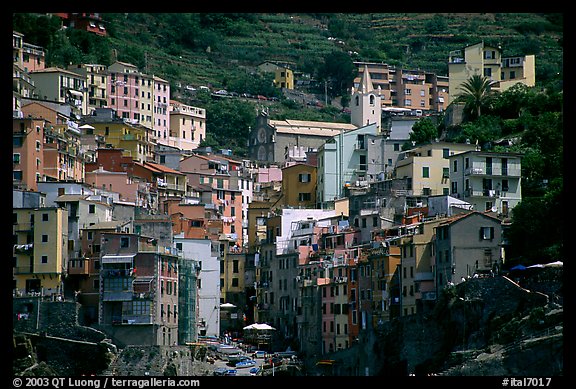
[
  {"xmin": 81, "ymin": 119, "xmax": 153, "ymax": 162},
  {"xmin": 281, "ymin": 163, "xmax": 317, "ymax": 208},
  {"xmin": 139, "ymin": 72, "xmax": 155, "ymax": 131},
  {"xmin": 246, "ymin": 200, "xmax": 273, "ymax": 254},
  {"xmin": 448, "ymin": 41, "xmax": 536, "ymax": 101},
  {"xmin": 274, "ymin": 67, "xmax": 294, "ymax": 89},
  {"xmin": 397, "ymin": 218, "xmax": 445, "ymax": 317},
  {"xmin": 395, "ymin": 141, "xmax": 477, "ymax": 197},
  {"xmin": 67, "ymin": 63, "xmax": 108, "ymax": 115},
  {"xmin": 13, "ymin": 207, "xmax": 68, "ymax": 296}
]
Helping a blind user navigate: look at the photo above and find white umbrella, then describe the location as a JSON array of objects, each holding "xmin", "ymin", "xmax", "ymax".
[{"xmin": 244, "ymin": 323, "xmax": 276, "ymax": 331}]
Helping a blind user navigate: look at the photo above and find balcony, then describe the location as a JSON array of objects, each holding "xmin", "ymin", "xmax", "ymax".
[
  {"xmin": 102, "ymin": 290, "xmax": 133, "ymax": 301},
  {"xmin": 13, "ymin": 266, "xmax": 33, "ymax": 274},
  {"xmin": 466, "ymin": 166, "xmax": 521, "ymax": 177},
  {"xmin": 112, "ymin": 314, "xmax": 153, "ymax": 325},
  {"xmin": 68, "ymin": 259, "xmax": 89, "ymax": 275}
]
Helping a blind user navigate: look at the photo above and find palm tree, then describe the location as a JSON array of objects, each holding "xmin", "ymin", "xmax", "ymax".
[{"xmin": 455, "ymin": 75, "xmax": 498, "ymax": 120}]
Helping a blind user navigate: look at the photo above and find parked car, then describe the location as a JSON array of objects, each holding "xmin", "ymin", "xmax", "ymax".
[
  {"xmin": 224, "ymin": 369, "xmax": 237, "ymax": 376},
  {"xmin": 249, "ymin": 366, "xmax": 261, "ymax": 376},
  {"xmin": 236, "ymin": 359, "xmax": 257, "ymax": 369},
  {"xmin": 213, "ymin": 367, "xmax": 228, "ymax": 376},
  {"xmin": 257, "ymin": 95, "xmax": 268, "ymax": 101},
  {"xmin": 252, "ymin": 350, "xmax": 267, "ymax": 359},
  {"xmin": 214, "ymin": 89, "xmax": 228, "ymax": 95}
]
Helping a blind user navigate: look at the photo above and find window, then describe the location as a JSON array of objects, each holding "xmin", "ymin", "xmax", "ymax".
[
  {"xmin": 42, "ymin": 255, "xmax": 48, "ymax": 263},
  {"xmin": 298, "ymin": 173, "xmax": 311, "ymax": 183},
  {"xmin": 442, "ymin": 148, "xmax": 449, "ymax": 159},
  {"xmin": 42, "ymin": 235, "xmax": 48, "ymax": 243},
  {"xmin": 42, "ymin": 213, "xmax": 49, "ymax": 222},
  {"xmin": 13, "ymin": 154, "xmax": 20, "ymax": 164},
  {"xmin": 120, "ymin": 237, "xmax": 130, "ymax": 248},
  {"xmin": 298, "ymin": 193, "xmax": 311, "ymax": 202},
  {"xmin": 453, "ymin": 160, "xmax": 458, "ymax": 173},
  {"xmin": 443, "ymin": 167, "xmax": 449, "ymax": 178},
  {"xmin": 480, "ymin": 227, "xmax": 495, "ymax": 240},
  {"xmin": 422, "ymin": 167, "xmax": 430, "ymax": 178},
  {"xmin": 89, "ymin": 204, "xmax": 95, "ymax": 213}
]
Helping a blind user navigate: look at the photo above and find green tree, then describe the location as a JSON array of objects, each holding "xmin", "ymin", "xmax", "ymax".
[
  {"xmin": 454, "ymin": 75, "xmax": 498, "ymax": 121},
  {"xmin": 317, "ymin": 51, "xmax": 356, "ymax": 98},
  {"xmin": 409, "ymin": 117, "xmax": 439, "ymax": 145},
  {"xmin": 205, "ymin": 99, "xmax": 255, "ymax": 156},
  {"xmin": 453, "ymin": 115, "xmax": 502, "ymax": 147},
  {"xmin": 507, "ymin": 177, "xmax": 563, "ymax": 264}
]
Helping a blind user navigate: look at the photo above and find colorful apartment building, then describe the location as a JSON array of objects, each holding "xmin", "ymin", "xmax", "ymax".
[
  {"xmin": 395, "ymin": 141, "xmax": 477, "ymax": 197},
  {"xmin": 98, "ymin": 232, "xmax": 180, "ymax": 346},
  {"xmin": 434, "ymin": 211, "xmax": 503, "ymax": 291},
  {"xmin": 52, "ymin": 13, "xmax": 107, "ymax": 36},
  {"xmin": 72, "ymin": 220, "xmax": 133, "ymax": 325},
  {"xmin": 168, "ymin": 100, "xmax": 206, "ymax": 151},
  {"xmin": 107, "ymin": 61, "xmax": 144, "ymax": 124},
  {"xmin": 448, "ymin": 150, "xmax": 523, "ymax": 216},
  {"xmin": 13, "ymin": 207, "xmax": 69, "ymax": 297},
  {"xmin": 281, "ymin": 163, "xmax": 317, "ymax": 208},
  {"xmin": 152, "ymin": 76, "xmax": 171, "ymax": 143},
  {"xmin": 68, "ymin": 63, "xmax": 109, "ymax": 114},
  {"xmin": 448, "ymin": 41, "xmax": 536, "ymax": 101},
  {"xmin": 29, "ymin": 67, "xmax": 88, "ymax": 117},
  {"xmin": 180, "ymin": 154, "xmax": 243, "ymax": 247},
  {"xmin": 13, "ymin": 30, "xmax": 45, "ymax": 74},
  {"xmin": 13, "ymin": 116, "xmax": 48, "ymax": 191},
  {"xmin": 80, "ymin": 110, "xmax": 153, "ymax": 162},
  {"xmin": 353, "ymin": 61, "xmax": 450, "ymax": 113}
]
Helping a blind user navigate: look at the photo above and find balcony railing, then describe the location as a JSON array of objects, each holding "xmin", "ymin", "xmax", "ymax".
[
  {"xmin": 102, "ymin": 290, "xmax": 133, "ymax": 301},
  {"xmin": 112, "ymin": 314, "xmax": 153, "ymax": 325},
  {"xmin": 465, "ymin": 167, "xmax": 521, "ymax": 176}
]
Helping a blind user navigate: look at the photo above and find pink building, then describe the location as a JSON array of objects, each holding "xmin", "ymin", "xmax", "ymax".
[
  {"xmin": 107, "ymin": 61, "xmax": 141, "ymax": 123},
  {"xmin": 152, "ymin": 76, "xmax": 170, "ymax": 142},
  {"xmin": 180, "ymin": 154, "xmax": 243, "ymax": 246},
  {"xmin": 256, "ymin": 165, "xmax": 283, "ymax": 183},
  {"xmin": 85, "ymin": 167, "xmax": 139, "ymax": 203}
]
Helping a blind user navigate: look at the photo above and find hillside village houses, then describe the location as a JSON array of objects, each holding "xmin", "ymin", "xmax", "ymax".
[{"xmin": 14, "ymin": 27, "xmax": 533, "ymax": 356}]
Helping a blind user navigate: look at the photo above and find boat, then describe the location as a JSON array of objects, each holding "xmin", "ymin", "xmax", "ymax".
[{"xmin": 236, "ymin": 359, "xmax": 257, "ymax": 369}]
